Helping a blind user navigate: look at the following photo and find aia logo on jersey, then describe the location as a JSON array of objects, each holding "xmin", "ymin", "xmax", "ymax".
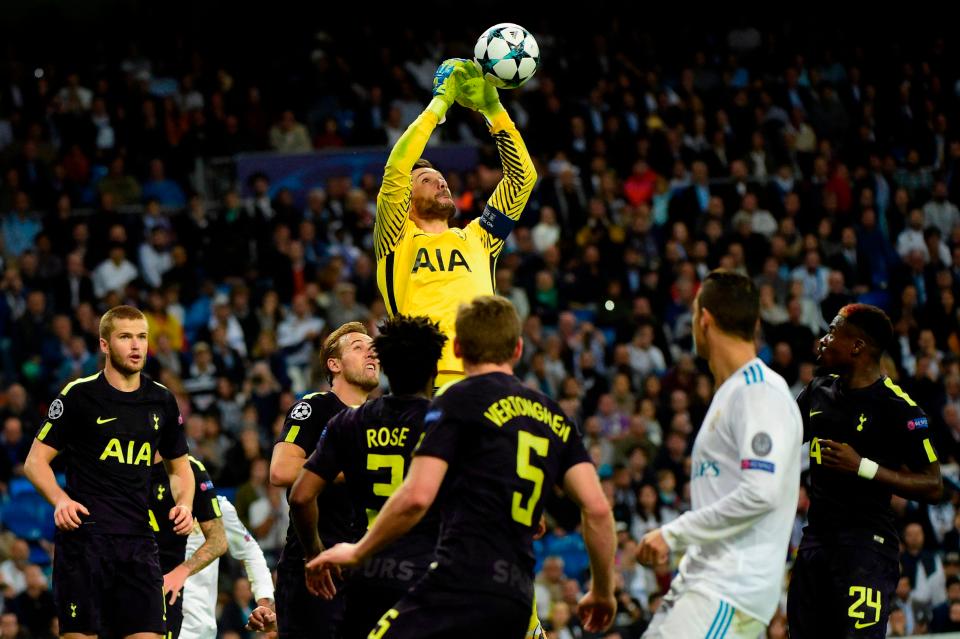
[
  {"xmin": 411, "ymin": 248, "xmax": 471, "ymax": 273},
  {"xmin": 907, "ymin": 417, "xmax": 929, "ymax": 430}
]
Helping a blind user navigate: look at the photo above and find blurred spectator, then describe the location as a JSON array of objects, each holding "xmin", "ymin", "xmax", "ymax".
[
  {"xmin": 217, "ymin": 577, "xmax": 255, "ymax": 639},
  {"xmin": 268, "ymin": 111, "xmax": 311, "ymax": 153},
  {"xmin": 7, "ymin": 566, "xmax": 55, "ymax": 639}
]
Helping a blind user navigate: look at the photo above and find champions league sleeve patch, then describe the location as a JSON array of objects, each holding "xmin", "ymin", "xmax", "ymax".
[
  {"xmin": 290, "ymin": 401, "xmax": 312, "ymax": 420},
  {"xmin": 907, "ymin": 417, "xmax": 929, "ymax": 430},
  {"xmin": 741, "ymin": 459, "xmax": 776, "ymax": 473},
  {"xmin": 48, "ymin": 399, "xmax": 64, "ymax": 420},
  {"xmin": 751, "ymin": 432, "xmax": 773, "ymax": 456}
]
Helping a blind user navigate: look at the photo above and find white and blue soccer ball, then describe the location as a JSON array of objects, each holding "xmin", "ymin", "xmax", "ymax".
[{"xmin": 473, "ymin": 23, "xmax": 540, "ymax": 89}]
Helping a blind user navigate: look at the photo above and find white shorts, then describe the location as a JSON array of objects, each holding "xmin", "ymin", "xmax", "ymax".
[{"xmin": 643, "ymin": 586, "xmax": 765, "ymax": 639}]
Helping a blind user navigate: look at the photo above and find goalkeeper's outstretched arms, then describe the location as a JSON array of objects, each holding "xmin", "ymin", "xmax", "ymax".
[
  {"xmin": 457, "ymin": 63, "xmax": 538, "ymax": 257},
  {"xmin": 374, "ymin": 58, "xmax": 471, "ymax": 260}
]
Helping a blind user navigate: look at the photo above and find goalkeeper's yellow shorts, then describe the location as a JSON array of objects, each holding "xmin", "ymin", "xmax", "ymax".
[{"xmin": 527, "ymin": 598, "xmax": 544, "ymax": 639}]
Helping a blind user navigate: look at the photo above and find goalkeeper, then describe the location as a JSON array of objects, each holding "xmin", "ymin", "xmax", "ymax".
[
  {"xmin": 373, "ymin": 58, "xmax": 544, "ymax": 639},
  {"xmin": 374, "ymin": 58, "xmax": 537, "ymax": 390}
]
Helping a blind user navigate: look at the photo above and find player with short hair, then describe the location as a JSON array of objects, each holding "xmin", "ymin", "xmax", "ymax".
[
  {"xmin": 270, "ymin": 321, "xmax": 380, "ymax": 639},
  {"xmin": 788, "ymin": 304, "xmax": 943, "ymax": 638},
  {"xmin": 637, "ymin": 271, "xmax": 803, "ymax": 639},
  {"xmin": 288, "ymin": 314, "xmax": 446, "ymax": 638},
  {"xmin": 24, "ymin": 304, "xmax": 195, "ymax": 639},
  {"xmin": 311, "ymin": 296, "xmax": 616, "ymax": 638},
  {"xmin": 374, "ymin": 59, "xmax": 537, "ymax": 389}
]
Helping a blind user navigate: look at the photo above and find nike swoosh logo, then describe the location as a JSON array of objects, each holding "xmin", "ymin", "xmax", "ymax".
[
  {"xmin": 854, "ymin": 620, "xmax": 878, "ymax": 629},
  {"xmin": 809, "ymin": 411, "xmax": 823, "ymax": 417},
  {"xmin": 96, "ymin": 417, "xmax": 118, "ymax": 424}
]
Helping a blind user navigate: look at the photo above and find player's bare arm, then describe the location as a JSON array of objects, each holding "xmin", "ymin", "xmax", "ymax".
[
  {"xmin": 164, "ymin": 454, "xmax": 195, "ymax": 534},
  {"xmin": 309, "ymin": 455, "xmax": 448, "ymax": 571},
  {"xmin": 818, "ymin": 438, "xmax": 943, "ymax": 502},
  {"xmin": 24, "ymin": 439, "xmax": 89, "ymax": 530},
  {"xmin": 164, "ymin": 517, "xmax": 227, "ymax": 604},
  {"xmin": 269, "ymin": 442, "xmax": 307, "ymax": 487}
]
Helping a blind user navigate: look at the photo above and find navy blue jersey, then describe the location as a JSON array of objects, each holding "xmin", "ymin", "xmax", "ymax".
[
  {"xmin": 798, "ymin": 375, "xmax": 938, "ymax": 553},
  {"xmin": 304, "ymin": 394, "xmax": 436, "ymax": 592},
  {"xmin": 276, "ymin": 391, "xmax": 357, "ymax": 559},
  {"xmin": 415, "ymin": 372, "xmax": 591, "ymax": 607},
  {"xmin": 37, "ymin": 372, "xmax": 188, "ymax": 536},
  {"xmin": 149, "ymin": 456, "xmax": 221, "ymax": 573}
]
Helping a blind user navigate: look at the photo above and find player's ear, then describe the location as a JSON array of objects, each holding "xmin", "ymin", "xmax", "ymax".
[
  {"xmin": 453, "ymin": 337, "xmax": 463, "ymax": 359},
  {"xmin": 99, "ymin": 336, "xmax": 109, "ymax": 355},
  {"xmin": 327, "ymin": 357, "xmax": 342, "ymax": 375},
  {"xmin": 852, "ymin": 338, "xmax": 865, "ymax": 355},
  {"xmin": 512, "ymin": 337, "xmax": 523, "ymax": 363}
]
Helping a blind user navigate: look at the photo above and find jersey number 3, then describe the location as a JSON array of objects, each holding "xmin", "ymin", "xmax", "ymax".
[
  {"xmin": 366, "ymin": 454, "xmax": 405, "ymax": 527},
  {"xmin": 512, "ymin": 432, "xmax": 549, "ymax": 526}
]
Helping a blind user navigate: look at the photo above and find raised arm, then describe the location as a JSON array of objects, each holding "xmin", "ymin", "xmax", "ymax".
[
  {"xmin": 375, "ymin": 59, "xmax": 473, "ymax": 260},
  {"xmin": 458, "ymin": 67, "xmax": 537, "ymax": 257}
]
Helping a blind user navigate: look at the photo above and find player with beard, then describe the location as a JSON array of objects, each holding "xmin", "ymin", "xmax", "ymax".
[
  {"xmin": 374, "ymin": 58, "xmax": 537, "ymax": 389},
  {"xmin": 270, "ymin": 321, "xmax": 380, "ymax": 639},
  {"xmin": 24, "ymin": 305, "xmax": 194, "ymax": 639},
  {"xmin": 788, "ymin": 304, "xmax": 943, "ymax": 638}
]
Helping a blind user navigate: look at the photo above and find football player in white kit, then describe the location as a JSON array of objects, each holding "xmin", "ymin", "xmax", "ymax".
[
  {"xmin": 179, "ymin": 495, "xmax": 275, "ymax": 639},
  {"xmin": 637, "ymin": 270, "xmax": 802, "ymax": 639}
]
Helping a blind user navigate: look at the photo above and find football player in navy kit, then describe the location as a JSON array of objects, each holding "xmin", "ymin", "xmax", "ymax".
[
  {"xmin": 788, "ymin": 304, "xmax": 943, "ymax": 638},
  {"xmin": 24, "ymin": 305, "xmax": 195, "ymax": 639}
]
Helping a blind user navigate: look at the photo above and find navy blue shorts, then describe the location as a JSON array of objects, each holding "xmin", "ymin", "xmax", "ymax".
[
  {"xmin": 275, "ymin": 554, "xmax": 344, "ymax": 639},
  {"xmin": 53, "ymin": 530, "xmax": 166, "ymax": 636},
  {"xmin": 788, "ymin": 543, "xmax": 899, "ymax": 639},
  {"xmin": 368, "ymin": 583, "xmax": 529, "ymax": 639}
]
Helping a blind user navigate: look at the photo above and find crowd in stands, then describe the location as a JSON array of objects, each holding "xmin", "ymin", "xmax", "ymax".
[{"xmin": 2, "ymin": 15, "xmax": 960, "ymax": 638}]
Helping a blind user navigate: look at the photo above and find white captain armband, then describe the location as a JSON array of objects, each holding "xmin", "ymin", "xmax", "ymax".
[{"xmin": 479, "ymin": 204, "xmax": 516, "ymax": 240}]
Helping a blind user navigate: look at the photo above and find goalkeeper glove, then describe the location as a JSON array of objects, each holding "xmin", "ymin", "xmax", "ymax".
[
  {"xmin": 428, "ymin": 58, "xmax": 471, "ymax": 122},
  {"xmin": 455, "ymin": 61, "xmax": 506, "ymax": 119}
]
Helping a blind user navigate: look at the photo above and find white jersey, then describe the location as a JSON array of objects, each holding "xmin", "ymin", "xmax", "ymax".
[
  {"xmin": 180, "ymin": 496, "xmax": 274, "ymax": 639},
  {"xmin": 661, "ymin": 358, "xmax": 802, "ymax": 622}
]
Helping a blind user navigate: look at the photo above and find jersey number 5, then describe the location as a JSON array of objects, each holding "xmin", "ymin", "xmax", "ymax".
[{"xmin": 513, "ymin": 431, "xmax": 549, "ymax": 526}]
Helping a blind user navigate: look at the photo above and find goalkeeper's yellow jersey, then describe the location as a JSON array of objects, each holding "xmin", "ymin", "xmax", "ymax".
[{"xmin": 375, "ymin": 108, "xmax": 536, "ymax": 386}]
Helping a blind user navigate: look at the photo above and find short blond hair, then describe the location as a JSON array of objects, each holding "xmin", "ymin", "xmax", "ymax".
[
  {"xmin": 321, "ymin": 321, "xmax": 369, "ymax": 383},
  {"xmin": 455, "ymin": 296, "xmax": 520, "ymax": 366},
  {"xmin": 99, "ymin": 305, "xmax": 147, "ymax": 340}
]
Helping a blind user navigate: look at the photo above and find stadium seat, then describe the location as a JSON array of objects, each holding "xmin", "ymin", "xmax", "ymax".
[{"xmin": 1, "ymin": 492, "xmax": 55, "ymax": 541}]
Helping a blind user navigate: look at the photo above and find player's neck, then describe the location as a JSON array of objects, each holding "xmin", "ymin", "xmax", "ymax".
[
  {"xmin": 707, "ymin": 336, "xmax": 757, "ymax": 387},
  {"xmin": 841, "ymin": 362, "xmax": 884, "ymax": 390},
  {"xmin": 464, "ymin": 362, "xmax": 514, "ymax": 377},
  {"xmin": 331, "ymin": 378, "xmax": 370, "ymax": 408},
  {"xmin": 410, "ymin": 211, "xmax": 449, "ymax": 234},
  {"xmin": 103, "ymin": 364, "xmax": 141, "ymax": 392}
]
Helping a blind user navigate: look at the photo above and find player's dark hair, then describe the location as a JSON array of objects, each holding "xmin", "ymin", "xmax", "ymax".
[
  {"xmin": 99, "ymin": 305, "xmax": 147, "ymax": 340},
  {"xmin": 321, "ymin": 321, "xmax": 369, "ymax": 384},
  {"xmin": 374, "ymin": 315, "xmax": 447, "ymax": 395},
  {"xmin": 413, "ymin": 158, "xmax": 434, "ymax": 172},
  {"xmin": 455, "ymin": 296, "xmax": 521, "ymax": 366},
  {"xmin": 839, "ymin": 304, "xmax": 893, "ymax": 357},
  {"xmin": 697, "ymin": 270, "xmax": 759, "ymax": 342}
]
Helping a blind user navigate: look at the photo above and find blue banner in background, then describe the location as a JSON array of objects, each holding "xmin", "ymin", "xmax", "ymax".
[{"xmin": 236, "ymin": 145, "xmax": 480, "ymax": 206}]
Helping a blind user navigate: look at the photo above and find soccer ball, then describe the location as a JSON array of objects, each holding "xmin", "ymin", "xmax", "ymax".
[{"xmin": 473, "ymin": 23, "xmax": 540, "ymax": 89}]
